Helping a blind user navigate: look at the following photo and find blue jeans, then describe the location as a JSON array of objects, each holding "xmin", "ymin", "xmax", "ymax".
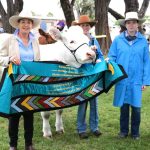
[
  {"xmin": 120, "ymin": 104, "xmax": 141, "ymax": 137},
  {"xmin": 77, "ymin": 97, "xmax": 99, "ymax": 133}
]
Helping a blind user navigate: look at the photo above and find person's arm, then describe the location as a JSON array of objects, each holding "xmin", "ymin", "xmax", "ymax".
[
  {"xmin": 33, "ymin": 38, "xmax": 40, "ymax": 61},
  {"xmin": 0, "ymin": 36, "xmax": 10, "ymax": 67},
  {"xmin": 142, "ymin": 41, "xmax": 150, "ymax": 86},
  {"xmin": 91, "ymin": 38, "xmax": 104, "ymax": 62},
  {"xmin": 108, "ymin": 38, "xmax": 118, "ymax": 62},
  {"xmin": 0, "ymin": 35, "xmax": 21, "ymax": 66},
  {"xmin": 95, "ymin": 39, "xmax": 104, "ymax": 60}
]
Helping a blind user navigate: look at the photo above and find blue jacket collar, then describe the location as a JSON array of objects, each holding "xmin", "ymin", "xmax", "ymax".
[{"xmin": 120, "ymin": 31, "xmax": 143, "ymax": 39}]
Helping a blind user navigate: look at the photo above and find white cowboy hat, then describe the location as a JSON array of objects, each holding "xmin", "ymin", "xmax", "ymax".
[
  {"xmin": 118, "ymin": 12, "xmax": 145, "ymax": 26},
  {"xmin": 9, "ymin": 11, "xmax": 41, "ymax": 29},
  {"xmin": 125, "ymin": 12, "xmax": 139, "ymax": 22}
]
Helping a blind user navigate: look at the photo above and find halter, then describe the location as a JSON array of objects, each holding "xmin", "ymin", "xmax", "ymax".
[{"xmin": 63, "ymin": 43, "xmax": 93, "ymax": 64}]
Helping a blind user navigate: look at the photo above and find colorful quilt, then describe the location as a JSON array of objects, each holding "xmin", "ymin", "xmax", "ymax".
[{"xmin": 0, "ymin": 61, "xmax": 127, "ymax": 117}]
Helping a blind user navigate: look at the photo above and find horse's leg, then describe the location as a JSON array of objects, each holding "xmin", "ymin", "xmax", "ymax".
[
  {"xmin": 41, "ymin": 111, "xmax": 52, "ymax": 138},
  {"xmin": 55, "ymin": 109, "xmax": 64, "ymax": 134}
]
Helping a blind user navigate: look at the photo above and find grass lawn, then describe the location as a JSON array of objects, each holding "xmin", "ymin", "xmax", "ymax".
[{"xmin": 0, "ymin": 86, "xmax": 150, "ymax": 150}]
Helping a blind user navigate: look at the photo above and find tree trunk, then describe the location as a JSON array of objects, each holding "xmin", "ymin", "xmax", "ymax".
[
  {"xmin": 0, "ymin": 0, "xmax": 23, "ymax": 33},
  {"xmin": 108, "ymin": 8, "xmax": 124, "ymax": 20},
  {"xmin": 124, "ymin": 0, "xmax": 139, "ymax": 13},
  {"xmin": 138, "ymin": 0, "xmax": 150, "ymax": 18},
  {"xmin": 95, "ymin": 0, "xmax": 111, "ymax": 55},
  {"xmin": 60, "ymin": 0, "xmax": 75, "ymax": 27}
]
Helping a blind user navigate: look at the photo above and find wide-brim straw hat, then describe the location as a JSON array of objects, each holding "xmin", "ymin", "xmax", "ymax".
[
  {"xmin": 119, "ymin": 12, "xmax": 145, "ymax": 26},
  {"xmin": 9, "ymin": 11, "xmax": 41, "ymax": 29},
  {"xmin": 76, "ymin": 15, "xmax": 97, "ymax": 27}
]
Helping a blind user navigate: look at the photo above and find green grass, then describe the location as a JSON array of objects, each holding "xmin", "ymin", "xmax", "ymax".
[{"xmin": 1, "ymin": 87, "xmax": 150, "ymax": 150}]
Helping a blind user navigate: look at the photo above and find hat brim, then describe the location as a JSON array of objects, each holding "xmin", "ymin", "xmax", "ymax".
[
  {"xmin": 9, "ymin": 15, "xmax": 41, "ymax": 29},
  {"xmin": 118, "ymin": 18, "xmax": 145, "ymax": 26},
  {"xmin": 76, "ymin": 21, "xmax": 97, "ymax": 27},
  {"xmin": 118, "ymin": 19, "xmax": 125, "ymax": 27}
]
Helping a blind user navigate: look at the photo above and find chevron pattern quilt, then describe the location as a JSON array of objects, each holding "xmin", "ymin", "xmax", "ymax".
[{"xmin": 0, "ymin": 61, "xmax": 127, "ymax": 117}]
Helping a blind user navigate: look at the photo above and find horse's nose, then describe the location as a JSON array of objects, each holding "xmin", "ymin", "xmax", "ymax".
[{"xmin": 86, "ymin": 52, "xmax": 95, "ymax": 59}]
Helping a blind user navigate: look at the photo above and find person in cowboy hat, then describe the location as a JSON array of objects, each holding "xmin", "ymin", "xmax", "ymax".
[
  {"xmin": 118, "ymin": 12, "xmax": 145, "ymax": 34},
  {"xmin": 108, "ymin": 11, "xmax": 150, "ymax": 140},
  {"xmin": 0, "ymin": 11, "xmax": 41, "ymax": 150},
  {"xmin": 76, "ymin": 15, "xmax": 104, "ymax": 139}
]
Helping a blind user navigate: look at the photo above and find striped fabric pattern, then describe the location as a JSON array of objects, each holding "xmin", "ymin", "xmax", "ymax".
[{"xmin": 0, "ymin": 61, "xmax": 127, "ymax": 117}]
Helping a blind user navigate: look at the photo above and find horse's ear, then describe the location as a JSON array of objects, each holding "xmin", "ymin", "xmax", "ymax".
[
  {"xmin": 49, "ymin": 27, "xmax": 62, "ymax": 41},
  {"xmin": 39, "ymin": 29, "xmax": 46, "ymax": 36}
]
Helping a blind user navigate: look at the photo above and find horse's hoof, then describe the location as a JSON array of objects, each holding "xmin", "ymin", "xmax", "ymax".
[
  {"xmin": 43, "ymin": 134, "xmax": 52, "ymax": 139},
  {"xmin": 56, "ymin": 129, "xmax": 64, "ymax": 134}
]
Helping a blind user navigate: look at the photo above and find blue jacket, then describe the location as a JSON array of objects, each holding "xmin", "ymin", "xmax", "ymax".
[{"xmin": 108, "ymin": 31, "xmax": 150, "ymax": 107}]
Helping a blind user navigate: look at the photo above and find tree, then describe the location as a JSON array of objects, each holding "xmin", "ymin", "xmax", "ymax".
[
  {"xmin": 138, "ymin": 0, "xmax": 150, "ymax": 18},
  {"xmin": 108, "ymin": 0, "xmax": 150, "ymax": 23},
  {"xmin": 0, "ymin": 0, "xmax": 23, "ymax": 33},
  {"xmin": 95, "ymin": 0, "xmax": 111, "ymax": 55},
  {"xmin": 108, "ymin": 8, "xmax": 124, "ymax": 20},
  {"xmin": 75, "ymin": 0, "xmax": 95, "ymax": 19},
  {"xmin": 124, "ymin": 0, "xmax": 139, "ymax": 13},
  {"xmin": 60, "ymin": 0, "xmax": 75, "ymax": 27},
  {"xmin": 124, "ymin": 0, "xmax": 150, "ymax": 19}
]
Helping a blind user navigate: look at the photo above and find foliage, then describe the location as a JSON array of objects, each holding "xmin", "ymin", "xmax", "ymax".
[
  {"xmin": 47, "ymin": 12, "xmax": 53, "ymax": 17},
  {"xmin": 144, "ymin": 15, "xmax": 150, "ymax": 22},
  {"xmin": 75, "ymin": 0, "xmax": 95, "ymax": 19},
  {"xmin": 1, "ymin": 87, "xmax": 150, "ymax": 149}
]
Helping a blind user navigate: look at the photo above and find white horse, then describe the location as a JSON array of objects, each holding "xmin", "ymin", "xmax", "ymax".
[{"xmin": 39, "ymin": 26, "xmax": 96, "ymax": 138}]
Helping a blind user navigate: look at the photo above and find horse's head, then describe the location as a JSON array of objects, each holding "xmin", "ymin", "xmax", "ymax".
[{"xmin": 61, "ymin": 26, "xmax": 96, "ymax": 67}]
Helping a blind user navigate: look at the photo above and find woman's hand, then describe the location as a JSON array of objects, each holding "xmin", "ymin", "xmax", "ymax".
[
  {"xmin": 9, "ymin": 56, "xmax": 21, "ymax": 65},
  {"xmin": 90, "ymin": 45, "xmax": 97, "ymax": 51}
]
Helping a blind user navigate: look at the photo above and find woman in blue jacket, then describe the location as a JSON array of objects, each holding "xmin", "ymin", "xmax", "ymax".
[
  {"xmin": 75, "ymin": 15, "xmax": 104, "ymax": 139},
  {"xmin": 108, "ymin": 12, "xmax": 150, "ymax": 140}
]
